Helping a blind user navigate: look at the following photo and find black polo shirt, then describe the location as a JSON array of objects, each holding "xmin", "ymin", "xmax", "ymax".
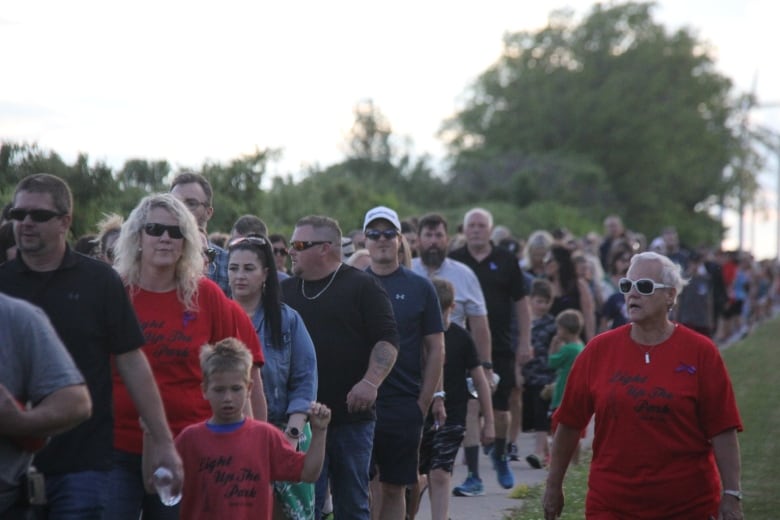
[
  {"xmin": 0, "ymin": 246, "xmax": 144, "ymax": 474},
  {"xmin": 450, "ymin": 245, "xmax": 527, "ymax": 354}
]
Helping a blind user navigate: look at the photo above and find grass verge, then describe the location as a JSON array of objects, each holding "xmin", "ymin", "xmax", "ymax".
[{"xmin": 509, "ymin": 316, "xmax": 780, "ymax": 519}]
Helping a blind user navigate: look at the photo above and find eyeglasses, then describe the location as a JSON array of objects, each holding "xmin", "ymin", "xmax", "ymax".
[
  {"xmin": 203, "ymin": 247, "xmax": 217, "ymax": 263},
  {"xmin": 143, "ymin": 223, "xmax": 184, "ymax": 239},
  {"xmin": 228, "ymin": 236, "xmax": 267, "ymax": 249},
  {"xmin": 365, "ymin": 229, "xmax": 399, "ymax": 241},
  {"xmin": 273, "ymin": 247, "xmax": 288, "ymax": 256},
  {"xmin": 618, "ymin": 277, "xmax": 671, "ymax": 296},
  {"xmin": 8, "ymin": 208, "xmax": 65, "ymax": 222},
  {"xmin": 182, "ymin": 198, "xmax": 210, "ymax": 210},
  {"xmin": 289, "ymin": 240, "xmax": 331, "ymax": 251}
]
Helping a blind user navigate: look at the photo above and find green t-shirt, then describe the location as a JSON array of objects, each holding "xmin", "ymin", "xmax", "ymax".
[{"xmin": 548, "ymin": 341, "xmax": 584, "ymax": 409}]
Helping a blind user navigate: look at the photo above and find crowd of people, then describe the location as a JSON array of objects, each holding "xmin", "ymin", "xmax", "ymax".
[{"xmin": 0, "ymin": 172, "xmax": 763, "ymax": 520}]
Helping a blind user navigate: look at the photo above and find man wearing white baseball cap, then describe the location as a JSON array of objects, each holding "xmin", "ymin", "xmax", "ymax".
[{"xmin": 363, "ymin": 206, "xmax": 445, "ymax": 520}]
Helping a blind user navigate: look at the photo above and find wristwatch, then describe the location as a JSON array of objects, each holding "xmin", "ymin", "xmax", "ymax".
[
  {"xmin": 723, "ymin": 489, "xmax": 743, "ymax": 500},
  {"xmin": 285, "ymin": 426, "xmax": 302, "ymax": 439},
  {"xmin": 481, "ymin": 361, "xmax": 493, "ymax": 370},
  {"xmin": 432, "ymin": 391, "xmax": 446, "ymax": 401}
]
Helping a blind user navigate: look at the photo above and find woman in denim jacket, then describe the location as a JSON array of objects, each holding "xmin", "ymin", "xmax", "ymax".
[{"xmin": 228, "ymin": 233, "xmax": 318, "ymax": 520}]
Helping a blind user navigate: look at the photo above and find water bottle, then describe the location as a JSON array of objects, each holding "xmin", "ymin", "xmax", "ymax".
[
  {"xmin": 153, "ymin": 467, "xmax": 181, "ymax": 506},
  {"xmin": 466, "ymin": 372, "xmax": 500, "ymax": 398}
]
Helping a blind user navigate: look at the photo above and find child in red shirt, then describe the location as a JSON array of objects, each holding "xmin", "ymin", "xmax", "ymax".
[{"xmin": 175, "ymin": 338, "xmax": 330, "ymax": 520}]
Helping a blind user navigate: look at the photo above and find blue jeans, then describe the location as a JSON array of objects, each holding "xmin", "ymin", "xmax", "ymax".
[
  {"xmin": 103, "ymin": 449, "xmax": 179, "ymax": 520},
  {"xmin": 44, "ymin": 470, "xmax": 109, "ymax": 520},
  {"xmin": 315, "ymin": 420, "xmax": 375, "ymax": 520}
]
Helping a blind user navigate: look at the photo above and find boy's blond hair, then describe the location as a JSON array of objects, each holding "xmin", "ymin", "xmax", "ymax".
[
  {"xmin": 199, "ymin": 337, "xmax": 253, "ymax": 386},
  {"xmin": 432, "ymin": 278, "xmax": 454, "ymax": 313},
  {"xmin": 556, "ymin": 309, "xmax": 584, "ymax": 337}
]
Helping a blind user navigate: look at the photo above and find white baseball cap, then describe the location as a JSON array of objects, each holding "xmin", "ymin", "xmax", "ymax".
[{"xmin": 363, "ymin": 206, "xmax": 401, "ymax": 232}]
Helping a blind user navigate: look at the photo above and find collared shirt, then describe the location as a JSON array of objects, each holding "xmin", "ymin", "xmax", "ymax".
[{"xmin": 410, "ymin": 257, "xmax": 487, "ymax": 329}]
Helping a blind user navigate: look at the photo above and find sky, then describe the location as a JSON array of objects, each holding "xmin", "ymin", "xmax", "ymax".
[{"xmin": 2, "ymin": 1, "xmax": 779, "ymax": 257}]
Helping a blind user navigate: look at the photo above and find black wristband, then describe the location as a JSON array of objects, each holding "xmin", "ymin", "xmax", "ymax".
[{"xmin": 481, "ymin": 361, "xmax": 493, "ymax": 370}]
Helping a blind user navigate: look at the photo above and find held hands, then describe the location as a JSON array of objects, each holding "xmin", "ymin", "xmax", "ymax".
[
  {"xmin": 346, "ymin": 378, "xmax": 378, "ymax": 414},
  {"xmin": 308, "ymin": 402, "xmax": 332, "ymax": 431}
]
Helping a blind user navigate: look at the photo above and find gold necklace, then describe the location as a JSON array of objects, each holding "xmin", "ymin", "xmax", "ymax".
[{"xmin": 301, "ymin": 264, "xmax": 341, "ymax": 300}]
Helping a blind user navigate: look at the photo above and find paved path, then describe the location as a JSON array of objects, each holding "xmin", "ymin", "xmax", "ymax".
[{"xmin": 413, "ymin": 431, "xmax": 548, "ymax": 520}]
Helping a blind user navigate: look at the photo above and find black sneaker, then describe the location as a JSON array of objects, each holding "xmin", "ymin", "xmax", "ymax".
[
  {"xmin": 526, "ymin": 453, "xmax": 543, "ymax": 469},
  {"xmin": 507, "ymin": 442, "xmax": 520, "ymax": 461}
]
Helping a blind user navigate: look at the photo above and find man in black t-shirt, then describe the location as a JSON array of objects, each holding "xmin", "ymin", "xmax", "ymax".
[
  {"xmin": 450, "ymin": 208, "xmax": 532, "ymax": 491},
  {"xmin": 281, "ymin": 215, "xmax": 399, "ymax": 520}
]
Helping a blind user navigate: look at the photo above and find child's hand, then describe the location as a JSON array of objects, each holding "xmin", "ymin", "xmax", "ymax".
[{"xmin": 308, "ymin": 401, "xmax": 331, "ymax": 431}]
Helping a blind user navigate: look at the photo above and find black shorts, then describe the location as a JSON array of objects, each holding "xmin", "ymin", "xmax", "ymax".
[
  {"xmin": 372, "ymin": 412, "xmax": 424, "ymax": 485},
  {"xmin": 492, "ymin": 351, "xmax": 515, "ymax": 411},
  {"xmin": 418, "ymin": 421, "xmax": 466, "ymax": 475},
  {"xmin": 522, "ymin": 384, "xmax": 551, "ymax": 432}
]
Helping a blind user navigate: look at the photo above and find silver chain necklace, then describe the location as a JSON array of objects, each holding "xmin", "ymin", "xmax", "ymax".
[{"xmin": 301, "ymin": 264, "xmax": 341, "ymax": 300}]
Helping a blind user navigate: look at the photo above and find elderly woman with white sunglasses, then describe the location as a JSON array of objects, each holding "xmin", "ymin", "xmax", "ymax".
[{"xmin": 543, "ymin": 251, "xmax": 744, "ymax": 520}]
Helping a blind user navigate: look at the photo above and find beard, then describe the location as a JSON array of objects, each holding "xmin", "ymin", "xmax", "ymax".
[{"xmin": 420, "ymin": 246, "xmax": 446, "ymax": 269}]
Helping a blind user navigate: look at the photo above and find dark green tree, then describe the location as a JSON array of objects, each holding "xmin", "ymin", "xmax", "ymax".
[{"xmin": 442, "ymin": 2, "xmax": 748, "ymax": 245}]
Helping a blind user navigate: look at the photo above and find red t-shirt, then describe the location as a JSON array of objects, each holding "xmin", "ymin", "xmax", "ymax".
[
  {"xmin": 113, "ymin": 278, "xmax": 264, "ymax": 453},
  {"xmin": 554, "ymin": 324, "xmax": 743, "ymax": 519},
  {"xmin": 175, "ymin": 420, "xmax": 305, "ymax": 520}
]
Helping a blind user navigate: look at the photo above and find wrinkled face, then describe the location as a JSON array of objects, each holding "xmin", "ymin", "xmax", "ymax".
[
  {"xmin": 141, "ymin": 207, "xmax": 184, "ymax": 270},
  {"xmin": 464, "ymin": 212, "xmax": 491, "ymax": 249},
  {"xmin": 171, "ymin": 182, "xmax": 212, "ymax": 229},
  {"xmin": 365, "ymin": 219, "xmax": 400, "ymax": 269},
  {"xmin": 624, "ymin": 258, "xmax": 675, "ymax": 324},
  {"xmin": 11, "ymin": 190, "xmax": 71, "ymax": 260},
  {"xmin": 203, "ymin": 370, "xmax": 251, "ymax": 425},
  {"xmin": 228, "ymin": 248, "xmax": 268, "ymax": 301},
  {"xmin": 418, "ymin": 223, "xmax": 448, "ymax": 269}
]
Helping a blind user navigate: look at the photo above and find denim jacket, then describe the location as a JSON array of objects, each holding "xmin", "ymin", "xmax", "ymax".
[{"xmin": 252, "ymin": 303, "xmax": 318, "ymax": 425}]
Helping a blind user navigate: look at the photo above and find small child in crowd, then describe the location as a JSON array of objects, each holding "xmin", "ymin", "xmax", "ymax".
[
  {"xmin": 520, "ymin": 278, "xmax": 558, "ymax": 469},
  {"xmin": 175, "ymin": 337, "xmax": 331, "ymax": 520},
  {"xmin": 412, "ymin": 278, "xmax": 494, "ymax": 520},
  {"xmin": 548, "ymin": 309, "xmax": 585, "ymax": 465}
]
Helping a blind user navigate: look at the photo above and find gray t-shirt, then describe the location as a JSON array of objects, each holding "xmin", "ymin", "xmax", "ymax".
[{"xmin": 0, "ymin": 293, "xmax": 84, "ymax": 512}]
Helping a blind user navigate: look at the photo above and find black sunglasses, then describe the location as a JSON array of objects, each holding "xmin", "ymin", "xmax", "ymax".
[
  {"xmin": 143, "ymin": 223, "xmax": 184, "ymax": 239},
  {"xmin": 289, "ymin": 240, "xmax": 331, "ymax": 251},
  {"xmin": 365, "ymin": 229, "xmax": 399, "ymax": 241},
  {"xmin": 618, "ymin": 277, "xmax": 671, "ymax": 296},
  {"xmin": 228, "ymin": 236, "xmax": 268, "ymax": 249},
  {"xmin": 8, "ymin": 208, "xmax": 65, "ymax": 222},
  {"xmin": 273, "ymin": 247, "xmax": 288, "ymax": 256}
]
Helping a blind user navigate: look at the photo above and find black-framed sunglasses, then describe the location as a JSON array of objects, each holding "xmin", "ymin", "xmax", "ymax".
[
  {"xmin": 289, "ymin": 240, "xmax": 331, "ymax": 251},
  {"xmin": 618, "ymin": 277, "xmax": 671, "ymax": 296},
  {"xmin": 228, "ymin": 236, "xmax": 268, "ymax": 249},
  {"xmin": 8, "ymin": 208, "xmax": 65, "ymax": 222},
  {"xmin": 273, "ymin": 247, "xmax": 288, "ymax": 256},
  {"xmin": 365, "ymin": 229, "xmax": 399, "ymax": 241},
  {"xmin": 143, "ymin": 223, "xmax": 184, "ymax": 239},
  {"xmin": 203, "ymin": 247, "xmax": 218, "ymax": 263}
]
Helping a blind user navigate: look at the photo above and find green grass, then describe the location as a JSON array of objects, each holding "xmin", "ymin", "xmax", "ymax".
[{"xmin": 509, "ymin": 316, "xmax": 780, "ymax": 519}]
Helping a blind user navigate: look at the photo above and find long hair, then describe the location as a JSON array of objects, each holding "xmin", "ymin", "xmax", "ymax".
[
  {"xmin": 228, "ymin": 234, "xmax": 283, "ymax": 349},
  {"xmin": 114, "ymin": 193, "xmax": 203, "ymax": 311},
  {"xmin": 550, "ymin": 245, "xmax": 578, "ymax": 296}
]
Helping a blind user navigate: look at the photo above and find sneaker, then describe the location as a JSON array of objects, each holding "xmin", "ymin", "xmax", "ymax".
[
  {"xmin": 507, "ymin": 442, "xmax": 520, "ymax": 461},
  {"xmin": 491, "ymin": 450, "xmax": 515, "ymax": 489},
  {"xmin": 526, "ymin": 453, "xmax": 542, "ymax": 469},
  {"xmin": 452, "ymin": 473, "xmax": 485, "ymax": 497}
]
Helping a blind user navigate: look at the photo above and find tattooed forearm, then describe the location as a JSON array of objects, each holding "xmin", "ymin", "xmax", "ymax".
[{"xmin": 365, "ymin": 341, "xmax": 398, "ymax": 383}]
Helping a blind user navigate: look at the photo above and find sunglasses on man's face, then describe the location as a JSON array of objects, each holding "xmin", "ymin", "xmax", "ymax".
[
  {"xmin": 8, "ymin": 208, "xmax": 65, "ymax": 222},
  {"xmin": 289, "ymin": 240, "xmax": 331, "ymax": 251},
  {"xmin": 365, "ymin": 229, "xmax": 399, "ymax": 241},
  {"xmin": 618, "ymin": 277, "xmax": 671, "ymax": 296},
  {"xmin": 143, "ymin": 223, "xmax": 184, "ymax": 239}
]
